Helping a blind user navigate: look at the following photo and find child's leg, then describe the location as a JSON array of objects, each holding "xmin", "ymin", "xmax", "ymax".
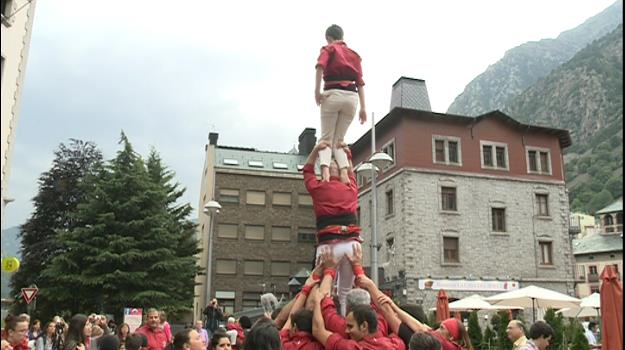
[
  {"xmin": 333, "ymin": 91, "xmax": 358, "ymax": 182},
  {"xmin": 320, "ymin": 91, "xmax": 341, "ymax": 180}
]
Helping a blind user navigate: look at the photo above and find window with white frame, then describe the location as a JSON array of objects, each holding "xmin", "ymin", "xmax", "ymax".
[
  {"xmin": 380, "ymin": 140, "xmax": 396, "ymax": 170},
  {"xmin": 526, "ymin": 147, "xmax": 552, "ymax": 175},
  {"xmin": 433, "ymin": 136, "xmax": 462, "ymax": 165},
  {"xmin": 481, "ymin": 141, "xmax": 509, "ymax": 170}
]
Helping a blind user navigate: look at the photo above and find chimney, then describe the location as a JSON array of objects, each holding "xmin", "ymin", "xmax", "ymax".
[
  {"xmin": 390, "ymin": 77, "xmax": 431, "ymax": 111},
  {"xmin": 298, "ymin": 128, "xmax": 317, "ymax": 155},
  {"xmin": 208, "ymin": 132, "xmax": 219, "ymax": 146}
]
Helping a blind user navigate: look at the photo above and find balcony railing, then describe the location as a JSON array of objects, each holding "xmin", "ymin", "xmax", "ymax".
[
  {"xmin": 603, "ymin": 224, "xmax": 623, "ymax": 233},
  {"xmin": 588, "ymin": 274, "xmax": 599, "ymax": 283}
]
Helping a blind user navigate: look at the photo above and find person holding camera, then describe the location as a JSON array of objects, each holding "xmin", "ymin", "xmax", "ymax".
[{"xmin": 203, "ymin": 299, "xmax": 223, "ymax": 339}]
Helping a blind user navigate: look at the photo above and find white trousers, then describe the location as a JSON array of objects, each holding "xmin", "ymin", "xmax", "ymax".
[
  {"xmin": 319, "ymin": 90, "xmax": 358, "ymax": 169},
  {"xmin": 316, "ymin": 240, "xmax": 361, "ymax": 316}
]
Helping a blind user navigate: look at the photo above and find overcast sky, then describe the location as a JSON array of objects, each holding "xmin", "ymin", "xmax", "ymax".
[{"xmin": 3, "ymin": 0, "xmax": 615, "ymax": 229}]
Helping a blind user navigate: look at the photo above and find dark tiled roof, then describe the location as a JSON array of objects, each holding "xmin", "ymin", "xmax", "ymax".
[
  {"xmin": 572, "ymin": 233, "xmax": 623, "ymax": 255},
  {"xmin": 596, "ymin": 198, "xmax": 623, "ymax": 215}
]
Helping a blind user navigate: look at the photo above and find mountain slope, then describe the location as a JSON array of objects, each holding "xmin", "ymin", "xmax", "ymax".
[
  {"xmin": 504, "ymin": 24, "xmax": 623, "ymax": 213},
  {"xmin": 447, "ymin": 0, "xmax": 623, "ymax": 116}
]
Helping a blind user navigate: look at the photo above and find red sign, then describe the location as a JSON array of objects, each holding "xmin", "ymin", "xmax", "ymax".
[{"xmin": 21, "ymin": 288, "xmax": 38, "ymax": 304}]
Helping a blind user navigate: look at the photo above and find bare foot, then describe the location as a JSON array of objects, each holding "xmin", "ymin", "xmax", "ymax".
[
  {"xmin": 340, "ymin": 168, "xmax": 350, "ymax": 184},
  {"xmin": 321, "ymin": 166, "xmax": 330, "ymax": 182}
]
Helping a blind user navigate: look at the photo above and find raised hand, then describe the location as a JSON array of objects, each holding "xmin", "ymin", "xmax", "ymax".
[{"xmin": 346, "ymin": 243, "xmax": 363, "ymax": 266}]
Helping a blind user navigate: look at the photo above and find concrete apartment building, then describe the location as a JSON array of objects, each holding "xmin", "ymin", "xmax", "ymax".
[
  {"xmin": 1, "ymin": 0, "xmax": 37, "ymax": 226},
  {"xmin": 193, "ymin": 130, "xmax": 318, "ymax": 318},
  {"xmin": 573, "ymin": 198, "xmax": 623, "ymax": 298},
  {"xmin": 352, "ymin": 77, "xmax": 577, "ymax": 308}
]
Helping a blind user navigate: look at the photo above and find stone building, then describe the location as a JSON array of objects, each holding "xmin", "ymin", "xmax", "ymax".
[
  {"xmin": 572, "ymin": 198, "xmax": 623, "ymax": 298},
  {"xmin": 352, "ymin": 77, "xmax": 576, "ymax": 308}
]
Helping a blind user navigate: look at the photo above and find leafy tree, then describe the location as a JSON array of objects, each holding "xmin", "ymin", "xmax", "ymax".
[
  {"xmin": 588, "ymin": 189, "xmax": 614, "ymax": 214},
  {"xmin": 468, "ymin": 311, "xmax": 483, "ymax": 349},
  {"xmin": 10, "ymin": 140, "xmax": 103, "ymax": 320},
  {"xmin": 606, "ymin": 176, "xmax": 623, "ymax": 199},
  {"xmin": 41, "ymin": 133, "xmax": 198, "ymax": 320}
]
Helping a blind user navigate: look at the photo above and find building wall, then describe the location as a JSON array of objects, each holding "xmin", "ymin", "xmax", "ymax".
[
  {"xmin": 353, "ymin": 114, "xmax": 566, "ymax": 184},
  {"xmin": 570, "ymin": 213, "xmax": 597, "ymax": 237},
  {"xmin": 358, "ymin": 169, "xmax": 575, "ymax": 308},
  {"xmin": 597, "ymin": 211, "xmax": 623, "ymax": 234},
  {"xmin": 1, "ymin": 0, "xmax": 37, "ymax": 225},
  {"xmin": 574, "ymin": 252, "xmax": 623, "ymax": 298},
  {"xmin": 203, "ymin": 169, "xmax": 316, "ymax": 313},
  {"xmin": 193, "ymin": 143, "xmax": 217, "ymax": 320}
]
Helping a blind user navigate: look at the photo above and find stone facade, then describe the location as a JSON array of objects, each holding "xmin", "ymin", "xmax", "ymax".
[
  {"xmin": 209, "ymin": 170, "xmax": 316, "ymax": 313},
  {"xmin": 358, "ymin": 168, "xmax": 576, "ymax": 309}
]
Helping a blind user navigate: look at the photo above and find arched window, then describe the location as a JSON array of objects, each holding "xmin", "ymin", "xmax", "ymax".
[
  {"xmin": 604, "ymin": 215, "xmax": 614, "ymax": 226},
  {"xmin": 616, "ymin": 212, "xmax": 623, "ymax": 225}
]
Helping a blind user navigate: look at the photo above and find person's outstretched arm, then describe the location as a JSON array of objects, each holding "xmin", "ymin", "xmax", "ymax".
[
  {"xmin": 311, "ymin": 289, "xmax": 333, "ymax": 347},
  {"xmin": 281, "ymin": 261, "xmax": 323, "ymax": 331}
]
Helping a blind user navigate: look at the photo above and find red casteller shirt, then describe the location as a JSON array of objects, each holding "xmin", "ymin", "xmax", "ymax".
[
  {"xmin": 226, "ymin": 323, "xmax": 245, "ymax": 346},
  {"xmin": 316, "ymin": 42, "xmax": 365, "ymax": 88},
  {"xmin": 135, "ymin": 325, "xmax": 168, "ymax": 350},
  {"xmin": 430, "ymin": 331, "xmax": 463, "ymax": 350},
  {"xmin": 320, "ymin": 296, "xmax": 389, "ymax": 339},
  {"xmin": 303, "ymin": 165, "xmax": 358, "ymax": 219},
  {"xmin": 326, "ymin": 333, "xmax": 406, "ymax": 350},
  {"xmin": 280, "ymin": 329, "xmax": 324, "ymax": 350}
]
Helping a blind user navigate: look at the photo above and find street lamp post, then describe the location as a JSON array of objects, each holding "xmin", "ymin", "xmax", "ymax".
[
  {"xmin": 356, "ymin": 113, "xmax": 393, "ymax": 286},
  {"xmin": 203, "ymin": 200, "xmax": 221, "ymax": 311}
]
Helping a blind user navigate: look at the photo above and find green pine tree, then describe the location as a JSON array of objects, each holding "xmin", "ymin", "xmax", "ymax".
[
  {"xmin": 490, "ymin": 311, "xmax": 512, "ymax": 350},
  {"xmin": 566, "ymin": 320, "xmax": 590, "ymax": 350},
  {"xmin": 10, "ymin": 140, "xmax": 103, "ymax": 320},
  {"xmin": 468, "ymin": 311, "xmax": 483, "ymax": 349},
  {"xmin": 145, "ymin": 149, "xmax": 199, "ymax": 316},
  {"xmin": 41, "ymin": 133, "xmax": 198, "ymax": 319},
  {"xmin": 482, "ymin": 326, "xmax": 495, "ymax": 350},
  {"xmin": 544, "ymin": 309, "xmax": 565, "ymax": 350}
]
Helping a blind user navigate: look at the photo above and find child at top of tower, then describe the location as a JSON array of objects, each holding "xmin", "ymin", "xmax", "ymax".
[{"xmin": 315, "ymin": 24, "xmax": 367, "ymax": 184}]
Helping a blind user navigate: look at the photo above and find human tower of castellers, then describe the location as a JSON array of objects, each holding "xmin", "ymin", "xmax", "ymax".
[{"xmin": 2, "ymin": 24, "xmax": 560, "ymax": 350}]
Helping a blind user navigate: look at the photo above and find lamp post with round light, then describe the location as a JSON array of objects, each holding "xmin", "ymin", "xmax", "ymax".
[
  {"xmin": 203, "ymin": 200, "xmax": 221, "ymax": 310},
  {"xmin": 355, "ymin": 113, "xmax": 393, "ymax": 286}
]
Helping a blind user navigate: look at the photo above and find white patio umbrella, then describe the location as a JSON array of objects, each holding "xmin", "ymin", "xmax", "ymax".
[
  {"xmin": 429, "ymin": 294, "xmax": 523, "ymax": 311},
  {"xmin": 449, "ymin": 294, "xmax": 523, "ymax": 311},
  {"xmin": 485, "ymin": 285, "xmax": 581, "ymax": 322},
  {"xmin": 557, "ymin": 293, "xmax": 601, "ymax": 318}
]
